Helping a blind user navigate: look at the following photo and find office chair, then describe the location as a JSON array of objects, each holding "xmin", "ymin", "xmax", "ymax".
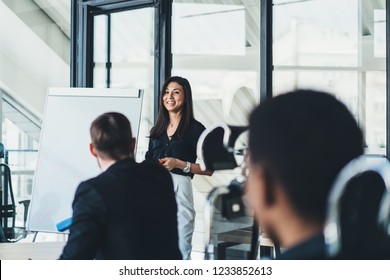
[
  {"xmin": 324, "ymin": 155, "xmax": 390, "ymax": 259},
  {"xmin": 197, "ymin": 122, "xmax": 246, "ymax": 172},
  {"xmin": 0, "ymin": 162, "xmax": 16, "ymax": 241},
  {"xmin": 0, "ymin": 224, "xmax": 7, "ymax": 242},
  {"xmin": 0, "ymin": 143, "xmax": 30, "ymax": 242},
  {"xmin": 198, "ymin": 123, "xmax": 277, "ymax": 260},
  {"xmin": 378, "ymin": 184, "xmax": 390, "ymax": 237}
]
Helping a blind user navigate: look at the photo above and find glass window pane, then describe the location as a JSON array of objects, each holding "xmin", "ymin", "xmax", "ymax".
[
  {"xmin": 274, "ymin": 0, "xmax": 359, "ymax": 67},
  {"xmin": 173, "ymin": 3, "xmax": 246, "ymax": 55},
  {"xmin": 93, "ymin": 8, "xmax": 155, "ymax": 162},
  {"xmin": 273, "ymin": 70, "xmax": 359, "ymax": 117},
  {"xmin": 172, "ymin": 0, "xmax": 260, "ymax": 259},
  {"xmin": 273, "ymin": 0, "xmax": 387, "ymax": 155},
  {"xmin": 366, "ymin": 71, "xmax": 386, "ymax": 154},
  {"xmin": 173, "ymin": 2, "xmax": 259, "ymax": 127}
]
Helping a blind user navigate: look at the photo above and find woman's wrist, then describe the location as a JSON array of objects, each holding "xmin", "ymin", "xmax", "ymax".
[{"xmin": 175, "ymin": 159, "xmax": 186, "ymax": 170}]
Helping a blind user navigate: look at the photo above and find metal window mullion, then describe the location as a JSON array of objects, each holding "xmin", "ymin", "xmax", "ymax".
[
  {"xmin": 72, "ymin": 2, "xmax": 95, "ymax": 87},
  {"xmin": 154, "ymin": 0, "xmax": 172, "ymax": 121},
  {"xmin": 260, "ymin": 0, "xmax": 273, "ymax": 103},
  {"xmin": 83, "ymin": 0, "xmax": 155, "ymax": 13},
  {"xmin": 84, "ymin": 5, "xmax": 94, "ymax": 87},
  {"xmin": 387, "ymin": 0, "xmax": 390, "ymax": 160},
  {"xmin": 107, "ymin": 14, "xmax": 112, "ymax": 88},
  {"xmin": 71, "ymin": 0, "xmax": 77, "ymax": 87}
]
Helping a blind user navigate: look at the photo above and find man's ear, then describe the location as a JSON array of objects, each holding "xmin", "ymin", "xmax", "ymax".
[
  {"xmin": 89, "ymin": 143, "xmax": 98, "ymax": 158},
  {"xmin": 130, "ymin": 138, "xmax": 136, "ymax": 154},
  {"xmin": 260, "ymin": 166, "xmax": 277, "ymax": 206}
]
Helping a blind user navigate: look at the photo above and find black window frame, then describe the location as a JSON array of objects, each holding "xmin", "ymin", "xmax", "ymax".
[
  {"xmin": 71, "ymin": 0, "xmax": 172, "ymax": 121},
  {"xmin": 387, "ymin": 0, "xmax": 390, "ymax": 160}
]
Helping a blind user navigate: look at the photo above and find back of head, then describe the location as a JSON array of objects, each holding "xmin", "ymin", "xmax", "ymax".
[
  {"xmin": 249, "ymin": 89, "xmax": 364, "ymax": 224},
  {"xmin": 90, "ymin": 112, "xmax": 133, "ymax": 160}
]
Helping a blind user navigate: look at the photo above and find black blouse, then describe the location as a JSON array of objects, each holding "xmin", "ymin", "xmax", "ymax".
[{"xmin": 145, "ymin": 120, "xmax": 206, "ymax": 178}]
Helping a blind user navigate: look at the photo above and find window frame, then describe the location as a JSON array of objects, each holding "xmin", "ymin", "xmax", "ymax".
[{"xmin": 71, "ymin": 0, "xmax": 171, "ymax": 120}]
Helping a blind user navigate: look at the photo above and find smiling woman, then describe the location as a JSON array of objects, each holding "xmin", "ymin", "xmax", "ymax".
[
  {"xmin": 145, "ymin": 76, "xmax": 212, "ymax": 259},
  {"xmin": 164, "ymin": 81, "xmax": 185, "ymax": 114}
]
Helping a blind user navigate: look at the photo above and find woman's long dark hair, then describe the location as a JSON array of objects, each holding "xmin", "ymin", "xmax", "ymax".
[{"xmin": 150, "ymin": 76, "xmax": 195, "ymax": 139}]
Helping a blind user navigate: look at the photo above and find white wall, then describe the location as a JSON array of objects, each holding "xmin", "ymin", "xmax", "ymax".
[{"xmin": 0, "ymin": 1, "xmax": 69, "ymax": 117}]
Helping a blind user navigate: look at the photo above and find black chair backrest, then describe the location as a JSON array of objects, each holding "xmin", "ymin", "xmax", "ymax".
[
  {"xmin": 338, "ymin": 171, "xmax": 390, "ymax": 259},
  {"xmin": 197, "ymin": 123, "xmax": 248, "ymax": 171},
  {"xmin": 324, "ymin": 156, "xmax": 390, "ymax": 259}
]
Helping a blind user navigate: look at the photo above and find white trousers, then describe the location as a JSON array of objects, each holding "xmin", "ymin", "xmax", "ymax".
[{"xmin": 171, "ymin": 173, "xmax": 195, "ymax": 260}]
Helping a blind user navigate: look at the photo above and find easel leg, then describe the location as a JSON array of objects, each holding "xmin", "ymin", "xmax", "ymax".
[{"xmin": 32, "ymin": 232, "xmax": 38, "ymax": 242}]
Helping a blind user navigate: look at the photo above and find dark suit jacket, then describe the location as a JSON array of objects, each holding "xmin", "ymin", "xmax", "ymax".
[
  {"xmin": 277, "ymin": 234, "xmax": 326, "ymax": 260},
  {"xmin": 60, "ymin": 158, "xmax": 181, "ymax": 260}
]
